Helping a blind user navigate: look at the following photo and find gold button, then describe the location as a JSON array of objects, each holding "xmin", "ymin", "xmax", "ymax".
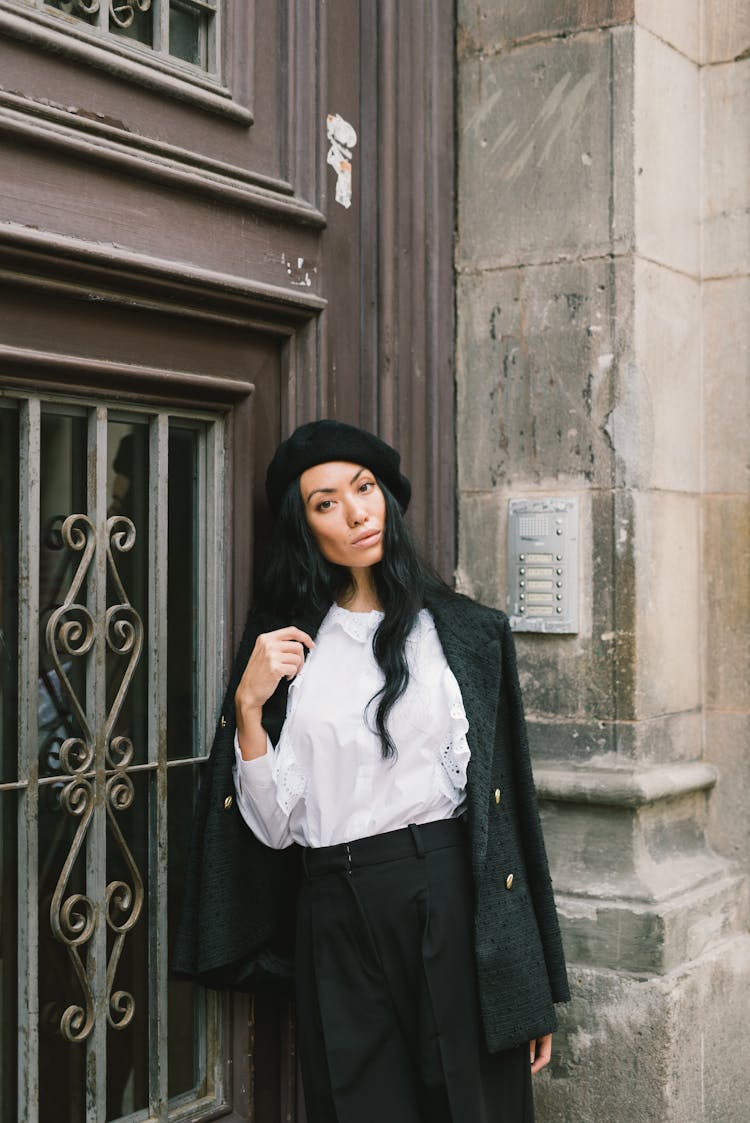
[
  {"xmin": 505, "ymin": 873, "xmax": 514, "ymax": 890},
  {"xmin": 494, "ymin": 788, "xmax": 501, "ymax": 805},
  {"xmin": 223, "ymin": 795, "xmax": 233, "ymax": 810},
  {"xmin": 220, "ymin": 715, "xmax": 227, "ymax": 728}
]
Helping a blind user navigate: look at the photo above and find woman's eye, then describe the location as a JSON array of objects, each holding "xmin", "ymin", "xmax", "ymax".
[
  {"xmin": 316, "ymin": 499, "xmax": 333, "ymax": 511},
  {"xmin": 359, "ymin": 480, "xmax": 374, "ymax": 493}
]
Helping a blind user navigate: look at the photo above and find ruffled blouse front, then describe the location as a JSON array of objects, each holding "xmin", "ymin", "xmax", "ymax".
[{"xmin": 233, "ymin": 605, "xmax": 470, "ymax": 849}]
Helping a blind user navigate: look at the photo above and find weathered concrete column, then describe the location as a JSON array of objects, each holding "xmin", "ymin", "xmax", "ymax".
[{"xmin": 456, "ymin": 3, "xmax": 750, "ymax": 1119}]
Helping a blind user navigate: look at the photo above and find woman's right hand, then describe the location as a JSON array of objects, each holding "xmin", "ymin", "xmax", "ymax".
[{"xmin": 234, "ymin": 627, "xmax": 315, "ymax": 759}]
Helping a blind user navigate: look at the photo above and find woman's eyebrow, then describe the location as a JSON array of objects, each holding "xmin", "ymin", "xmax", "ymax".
[
  {"xmin": 306, "ymin": 467, "xmax": 368, "ymax": 504},
  {"xmin": 305, "ymin": 486, "xmax": 335, "ymax": 504}
]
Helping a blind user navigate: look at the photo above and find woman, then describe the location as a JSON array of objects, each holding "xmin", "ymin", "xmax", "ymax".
[{"xmin": 173, "ymin": 420, "xmax": 569, "ymax": 1123}]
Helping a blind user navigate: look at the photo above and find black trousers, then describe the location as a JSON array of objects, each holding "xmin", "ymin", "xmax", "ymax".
[{"xmin": 295, "ymin": 818, "xmax": 534, "ymax": 1123}]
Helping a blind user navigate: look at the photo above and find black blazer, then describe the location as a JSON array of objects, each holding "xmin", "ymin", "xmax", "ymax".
[{"xmin": 172, "ymin": 587, "xmax": 570, "ymax": 1053}]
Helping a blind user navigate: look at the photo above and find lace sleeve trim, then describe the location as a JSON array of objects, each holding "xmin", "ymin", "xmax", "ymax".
[
  {"xmin": 270, "ymin": 736, "xmax": 307, "ymax": 816},
  {"xmin": 435, "ymin": 665, "xmax": 471, "ymax": 799},
  {"xmin": 268, "ymin": 662, "xmax": 308, "ymax": 815}
]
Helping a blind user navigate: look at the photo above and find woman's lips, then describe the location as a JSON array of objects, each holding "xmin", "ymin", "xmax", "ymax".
[{"xmin": 351, "ymin": 530, "xmax": 381, "ymax": 548}]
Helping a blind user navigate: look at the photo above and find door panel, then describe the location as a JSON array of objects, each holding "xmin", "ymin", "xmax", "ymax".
[{"xmin": 0, "ymin": 1, "xmax": 455, "ymax": 1118}]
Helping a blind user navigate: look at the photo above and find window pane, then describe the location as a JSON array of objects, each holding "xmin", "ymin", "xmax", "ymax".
[
  {"xmin": 106, "ymin": 770, "xmax": 150, "ymax": 1119},
  {"xmin": 167, "ymin": 764, "xmax": 204, "ymax": 1100},
  {"xmin": 107, "ymin": 421, "xmax": 149, "ymax": 769},
  {"xmin": 0, "ymin": 404, "xmax": 19, "ymax": 785},
  {"xmin": 169, "ymin": 0, "xmax": 207, "ymax": 67},
  {"xmin": 109, "ymin": 0, "xmax": 153, "ymax": 47},
  {"xmin": 8, "ymin": 399, "xmax": 222, "ymax": 1120},
  {"xmin": 0, "ymin": 795, "xmax": 18, "ymax": 1123},
  {"xmin": 45, "ymin": 0, "xmax": 98, "ymax": 28},
  {"xmin": 38, "ymin": 409, "xmax": 89, "ymax": 1123},
  {"xmin": 166, "ymin": 421, "xmax": 207, "ymax": 1101},
  {"xmin": 0, "ymin": 403, "xmax": 19, "ymax": 1122},
  {"xmin": 105, "ymin": 420, "xmax": 151, "ymax": 1119},
  {"xmin": 167, "ymin": 424, "xmax": 197, "ymax": 762},
  {"xmin": 38, "ymin": 0, "xmax": 219, "ymax": 73},
  {"xmin": 38, "ymin": 411, "xmax": 87, "ymax": 784}
]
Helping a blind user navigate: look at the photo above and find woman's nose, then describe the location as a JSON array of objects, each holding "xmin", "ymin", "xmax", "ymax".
[{"xmin": 346, "ymin": 498, "xmax": 367, "ymax": 525}]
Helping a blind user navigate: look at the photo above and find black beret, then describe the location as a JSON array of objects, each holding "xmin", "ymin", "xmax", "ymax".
[{"xmin": 265, "ymin": 419, "xmax": 411, "ymax": 516}]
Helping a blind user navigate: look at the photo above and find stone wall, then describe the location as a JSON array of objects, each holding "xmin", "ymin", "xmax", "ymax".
[{"xmin": 456, "ymin": 2, "xmax": 750, "ymax": 1119}]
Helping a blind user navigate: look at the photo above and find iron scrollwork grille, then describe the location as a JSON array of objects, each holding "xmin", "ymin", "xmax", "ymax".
[
  {"xmin": 2, "ymin": 399, "xmax": 226, "ymax": 1122},
  {"xmin": 22, "ymin": 0, "xmax": 220, "ymax": 72},
  {"xmin": 46, "ymin": 512, "xmax": 145, "ymax": 1043}
]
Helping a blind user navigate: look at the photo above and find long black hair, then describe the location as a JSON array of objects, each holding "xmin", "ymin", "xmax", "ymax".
[{"xmin": 258, "ymin": 476, "xmax": 452, "ymax": 758}]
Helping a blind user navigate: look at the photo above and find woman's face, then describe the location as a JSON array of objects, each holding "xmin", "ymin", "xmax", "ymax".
[{"xmin": 300, "ymin": 460, "xmax": 386, "ymax": 570}]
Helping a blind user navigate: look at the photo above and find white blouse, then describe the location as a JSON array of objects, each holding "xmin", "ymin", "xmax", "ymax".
[{"xmin": 233, "ymin": 604, "xmax": 471, "ymax": 849}]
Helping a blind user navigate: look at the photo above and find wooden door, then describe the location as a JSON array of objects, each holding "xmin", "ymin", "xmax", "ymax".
[{"xmin": 0, "ymin": 2, "xmax": 455, "ymax": 1118}]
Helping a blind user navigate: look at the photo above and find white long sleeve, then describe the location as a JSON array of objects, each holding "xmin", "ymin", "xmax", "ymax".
[
  {"xmin": 232, "ymin": 605, "xmax": 470, "ymax": 850},
  {"xmin": 233, "ymin": 737, "xmax": 294, "ymax": 849}
]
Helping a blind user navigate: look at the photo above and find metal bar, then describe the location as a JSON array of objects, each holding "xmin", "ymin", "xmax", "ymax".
[
  {"xmin": 0, "ymin": 755, "xmax": 208, "ymax": 792},
  {"xmin": 148, "ymin": 412, "xmax": 169, "ymax": 1120},
  {"xmin": 206, "ymin": 0, "xmax": 218, "ymax": 77},
  {"xmin": 18, "ymin": 396, "xmax": 41, "ymax": 1123},
  {"xmin": 193, "ymin": 421, "xmax": 212, "ymax": 1103},
  {"xmin": 201, "ymin": 420, "xmax": 225, "ymax": 769},
  {"xmin": 156, "ymin": 0, "xmax": 168, "ymax": 56},
  {"xmin": 86, "ymin": 406, "xmax": 108, "ymax": 1122},
  {"xmin": 201, "ymin": 418, "xmax": 225, "ymax": 1102}
]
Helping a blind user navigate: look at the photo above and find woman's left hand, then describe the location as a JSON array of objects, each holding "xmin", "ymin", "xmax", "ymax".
[{"xmin": 529, "ymin": 1033, "xmax": 552, "ymax": 1075}]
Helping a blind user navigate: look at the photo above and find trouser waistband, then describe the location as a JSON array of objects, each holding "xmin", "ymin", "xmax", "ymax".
[{"xmin": 300, "ymin": 815, "xmax": 467, "ymax": 879}]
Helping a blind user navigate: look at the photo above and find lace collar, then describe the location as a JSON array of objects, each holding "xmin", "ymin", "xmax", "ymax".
[{"xmin": 321, "ymin": 603, "xmax": 384, "ymax": 643}]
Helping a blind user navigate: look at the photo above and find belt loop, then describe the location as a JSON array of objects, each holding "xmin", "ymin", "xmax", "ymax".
[
  {"xmin": 301, "ymin": 847, "xmax": 310, "ymax": 879},
  {"xmin": 408, "ymin": 823, "xmax": 425, "ymax": 858}
]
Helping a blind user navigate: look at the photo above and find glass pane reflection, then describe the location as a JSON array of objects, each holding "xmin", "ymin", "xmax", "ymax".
[
  {"xmin": 38, "ymin": 411, "xmax": 87, "ymax": 785},
  {"xmin": 107, "ymin": 421, "xmax": 148, "ymax": 769},
  {"xmin": 0, "ymin": 405, "xmax": 19, "ymax": 1122},
  {"xmin": 167, "ymin": 425, "xmax": 197, "ymax": 762}
]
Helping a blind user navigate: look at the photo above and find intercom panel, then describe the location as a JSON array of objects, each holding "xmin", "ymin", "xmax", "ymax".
[{"xmin": 507, "ymin": 498, "xmax": 579, "ymax": 634}]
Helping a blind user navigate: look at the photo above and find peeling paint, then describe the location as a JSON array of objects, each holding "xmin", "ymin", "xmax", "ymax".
[
  {"xmin": 326, "ymin": 113, "xmax": 357, "ymax": 209},
  {"xmin": 282, "ymin": 252, "xmax": 317, "ymax": 288}
]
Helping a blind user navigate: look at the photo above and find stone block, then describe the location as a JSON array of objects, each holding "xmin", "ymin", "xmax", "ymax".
[
  {"xmin": 536, "ymin": 938, "xmax": 750, "ymax": 1123},
  {"xmin": 702, "ymin": 277, "xmax": 750, "ymax": 493},
  {"xmin": 529, "ymin": 717, "xmax": 616, "ymax": 764},
  {"xmin": 455, "ymin": 490, "xmax": 504, "ymax": 607},
  {"xmin": 537, "ymin": 967, "xmax": 669, "ymax": 1121},
  {"xmin": 530, "ymin": 710, "xmax": 702, "ymax": 766},
  {"xmin": 703, "ymin": 497, "xmax": 750, "ymax": 711},
  {"xmin": 459, "ymin": 485, "xmax": 621, "ymax": 717},
  {"xmin": 602, "ymin": 257, "xmax": 688, "ymax": 494},
  {"xmin": 632, "ymin": 259, "xmax": 701, "ymax": 492},
  {"xmin": 702, "ymin": 60, "xmax": 750, "ymax": 278},
  {"xmin": 458, "ymin": 29, "xmax": 631, "ymax": 268},
  {"xmin": 700, "ymin": 0, "xmax": 750, "ymax": 64},
  {"xmin": 632, "ymin": 490, "xmax": 701, "ymax": 719},
  {"xmin": 457, "ymin": 0, "xmax": 633, "ymax": 52},
  {"xmin": 706, "ymin": 711, "xmax": 750, "ymax": 876},
  {"xmin": 614, "ymin": 710, "xmax": 703, "ymax": 764},
  {"xmin": 635, "ymin": 0, "xmax": 700, "ymax": 62},
  {"xmin": 456, "ymin": 260, "xmax": 619, "ymax": 491},
  {"xmin": 667, "ymin": 936, "xmax": 750, "ymax": 1122},
  {"xmin": 634, "ymin": 27, "xmax": 700, "ymax": 276},
  {"xmin": 556, "ymin": 872, "xmax": 747, "ymax": 974}
]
